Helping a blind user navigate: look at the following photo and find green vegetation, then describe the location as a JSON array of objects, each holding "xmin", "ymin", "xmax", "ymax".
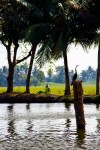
[
  {"xmin": 0, "ymin": 1, "xmax": 100, "ymax": 95},
  {"xmin": 83, "ymin": 85, "xmax": 96, "ymax": 95},
  {"xmin": 0, "ymin": 64, "xmax": 97, "ymax": 87},
  {"xmin": 0, "ymin": 83, "xmax": 96, "ymax": 96}
]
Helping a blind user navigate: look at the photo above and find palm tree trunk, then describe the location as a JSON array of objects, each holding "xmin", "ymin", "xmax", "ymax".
[
  {"xmin": 6, "ymin": 41, "xmax": 15, "ymax": 93},
  {"xmin": 25, "ymin": 45, "xmax": 37, "ymax": 93},
  {"xmin": 6, "ymin": 63, "xmax": 14, "ymax": 93},
  {"xmin": 63, "ymin": 50, "xmax": 71, "ymax": 96},
  {"xmin": 96, "ymin": 41, "xmax": 100, "ymax": 95}
]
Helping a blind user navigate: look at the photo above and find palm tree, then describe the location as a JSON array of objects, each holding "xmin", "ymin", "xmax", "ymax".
[
  {"xmin": 20, "ymin": 0, "xmax": 71, "ymax": 94},
  {"xmin": 95, "ymin": 34, "xmax": 100, "ymax": 95},
  {"xmin": 35, "ymin": 2, "xmax": 77, "ymax": 96},
  {"xmin": 25, "ymin": 44, "xmax": 36, "ymax": 93},
  {"xmin": 0, "ymin": 0, "xmax": 33, "ymax": 93},
  {"xmin": 96, "ymin": 41, "xmax": 100, "ymax": 95},
  {"xmin": 20, "ymin": 23, "xmax": 52, "ymax": 93},
  {"xmin": 77, "ymin": 0, "xmax": 100, "ymax": 95},
  {"xmin": 22, "ymin": 1, "xmax": 77, "ymax": 96},
  {"xmin": 15, "ymin": 0, "xmax": 53, "ymax": 93},
  {"xmin": 36, "ymin": 0, "xmax": 100, "ymax": 96},
  {"xmin": 22, "ymin": 0, "xmax": 100, "ymax": 95}
]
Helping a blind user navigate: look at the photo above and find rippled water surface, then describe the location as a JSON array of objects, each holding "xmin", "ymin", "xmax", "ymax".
[{"xmin": 0, "ymin": 103, "xmax": 99, "ymax": 150}]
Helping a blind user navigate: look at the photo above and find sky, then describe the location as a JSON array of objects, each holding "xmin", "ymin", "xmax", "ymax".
[
  {"xmin": 0, "ymin": 43, "xmax": 98, "ymax": 73},
  {"xmin": 58, "ymin": 44, "xmax": 98, "ymax": 72}
]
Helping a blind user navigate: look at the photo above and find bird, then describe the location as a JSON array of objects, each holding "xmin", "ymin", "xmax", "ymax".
[{"xmin": 71, "ymin": 65, "xmax": 79, "ymax": 85}]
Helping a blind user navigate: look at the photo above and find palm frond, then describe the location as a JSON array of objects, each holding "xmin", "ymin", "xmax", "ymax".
[
  {"xmin": 36, "ymin": 29, "xmax": 68, "ymax": 67},
  {"xmin": 94, "ymin": 32, "xmax": 100, "ymax": 45},
  {"xmin": 36, "ymin": 40, "xmax": 52, "ymax": 68},
  {"xmin": 51, "ymin": 32, "xmax": 66, "ymax": 60},
  {"xmin": 18, "ymin": 0, "xmax": 40, "ymax": 10},
  {"xmin": 20, "ymin": 23, "xmax": 51, "ymax": 44}
]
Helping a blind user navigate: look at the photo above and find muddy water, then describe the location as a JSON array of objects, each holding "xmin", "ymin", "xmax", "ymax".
[{"xmin": 0, "ymin": 103, "xmax": 99, "ymax": 150}]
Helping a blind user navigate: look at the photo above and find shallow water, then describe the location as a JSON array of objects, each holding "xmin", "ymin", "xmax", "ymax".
[{"xmin": 0, "ymin": 103, "xmax": 99, "ymax": 150}]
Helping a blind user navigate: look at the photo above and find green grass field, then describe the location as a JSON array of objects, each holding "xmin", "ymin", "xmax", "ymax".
[{"xmin": 0, "ymin": 82, "xmax": 97, "ymax": 96}]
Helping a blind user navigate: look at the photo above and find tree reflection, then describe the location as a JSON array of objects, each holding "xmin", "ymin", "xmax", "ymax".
[
  {"xmin": 7, "ymin": 104, "xmax": 16, "ymax": 136},
  {"xmin": 26, "ymin": 104, "xmax": 33, "ymax": 132},
  {"xmin": 27, "ymin": 120, "xmax": 33, "ymax": 132},
  {"xmin": 76, "ymin": 129, "xmax": 86, "ymax": 149},
  {"xmin": 8, "ymin": 120, "xmax": 15, "ymax": 135},
  {"xmin": 64, "ymin": 119, "xmax": 71, "ymax": 140}
]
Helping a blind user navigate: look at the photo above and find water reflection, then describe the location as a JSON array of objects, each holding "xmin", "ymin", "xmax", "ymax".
[
  {"xmin": 7, "ymin": 104, "xmax": 13, "ymax": 111},
  {"xmin": 66, "ymin": 119, "xmax": 71, "ymax": 128},
  {"xmin": 96, "ymin": 104, "xmax": 99, "ymax": 110},
  {"xmin": 27, "ymin": 120, "xmax": 33, "ymax": 132},
  {"xmin": 8, "ymin": 120, "xmax": 15, "ymax": 135},
  {"xmin": 0, "ymin": 103, "xmax": 99, "ymax": 150},
  {"xmin": 97, "ymin": 119, "xmax": 100, "ymax": 133},
  {"xmin": 26, "ymin": 104, "xmax": 33, "ymax": 132},
  {"xmin": 7, "ymin": 104, "xmax": 16, "ymax": 136},
  {"xmin": 76, "ymin": 129, "xmax": 86, "ymax": 149},
  {"xmin": 65, "ymin": 103, "xmax": 71, "ymax": 111},
  {"xmin": 64, "ymin": 118, "xmax": 71, "ymax": 140},
  {"xmin": 26, "ymin": 103, "xmax": 30, "ymax": 110}
]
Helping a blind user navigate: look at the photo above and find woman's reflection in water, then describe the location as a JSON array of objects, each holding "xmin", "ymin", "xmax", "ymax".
[
  {"xmin": 7, "ymin": 104, "xmax": 13, "ymax": 111},
  {"xmin": 66, "ymin": 119, "xmax": 71, "ymax": 128},
  {"xmin": 96, "ymin": 104, "xmax": 99, "ymax": 110},
  {"xmin": 97, "ymin": 118, "xmax": 100, "ymax": 133},
  {"xmin": 7, "ymin": 104, "xmax": 16, "ymax": 136},
  {"xmin": 65, "ymin": 103, "xmax": 71, "ymax": 111},
  {"xmin": 26, "ymin": 103, "xmax": 30, "ymax": 110}
]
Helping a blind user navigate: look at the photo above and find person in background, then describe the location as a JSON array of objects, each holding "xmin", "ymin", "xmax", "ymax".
[{"xmin": 45, "ymin": 84, "xmax": 51, "ymax": 94}]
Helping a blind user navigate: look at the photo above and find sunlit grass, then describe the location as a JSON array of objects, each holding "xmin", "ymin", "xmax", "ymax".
[
  {"xmin": 83, "ymin": 85, "xmax": 96, "ymax": 95},
  {"xmin": 0, "ymin": 83, "xmax": 96, "ymax": 96},
  {"xmin": 0, "ymin": 87, "xmax": 7, "ymax": 93}
]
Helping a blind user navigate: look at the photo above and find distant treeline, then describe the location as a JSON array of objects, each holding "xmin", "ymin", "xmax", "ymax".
[{"xmin": 0, "ymin": 63, "xmax": 96, "ymax": 86}]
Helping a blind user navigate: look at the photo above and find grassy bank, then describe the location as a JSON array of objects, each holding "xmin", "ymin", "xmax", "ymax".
[{"xmin": 0, "ymin": 83, "xmax": 96, "ymax": 96}]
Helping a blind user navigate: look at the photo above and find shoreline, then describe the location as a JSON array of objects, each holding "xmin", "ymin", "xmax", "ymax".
[{"xmin": 0, "ymin": 93, "xmax": 99, "ymax": 104}]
